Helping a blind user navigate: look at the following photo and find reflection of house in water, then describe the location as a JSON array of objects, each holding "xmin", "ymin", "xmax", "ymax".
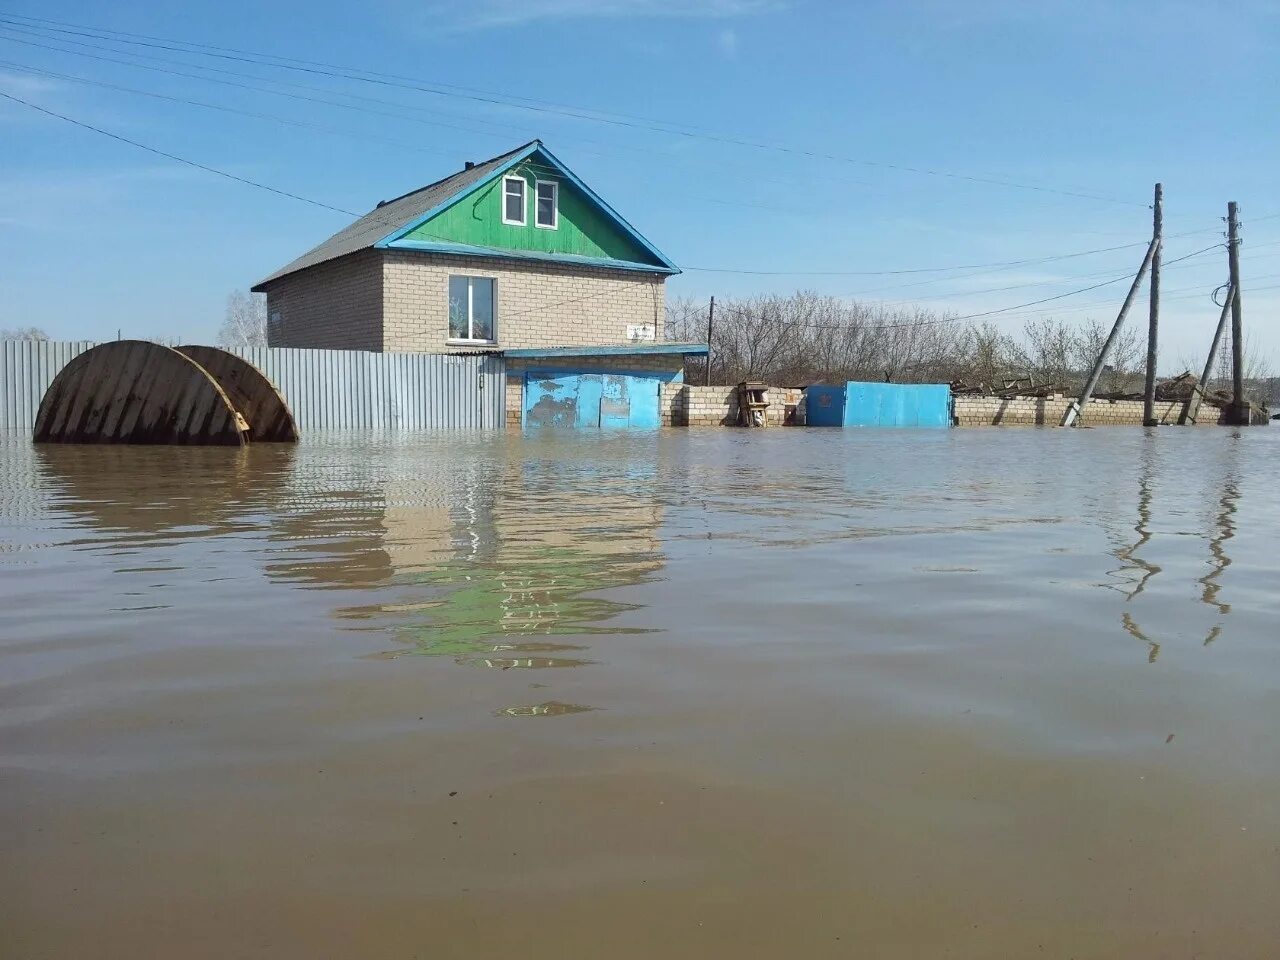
[
  {"xmin": 27, "ymin": 438, "xmax": 668, "ymax": 669},
  {"xmin": 371, "ymin": 451, "xmax": 667, "ymax": 667}
]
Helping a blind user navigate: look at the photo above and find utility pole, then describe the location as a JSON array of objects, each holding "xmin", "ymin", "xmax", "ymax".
[
  {"xmin": 1062, "ymin": 238, "xmax": 1160, "ymax": 427},
  {"xmin": 705, "ymin": 296, "xmax": 715, "ymax": 386},
  {"xmin": 1142, "ymin": 183, "xmax": 1163, "ymax": 425},
  {"xmin": 1227, "ymin": 202, "xmax": 1247, "ymax": 425},
  {"xmin": 1181, "ymin": 284, "xmax": 1234, "ymax": 424}
]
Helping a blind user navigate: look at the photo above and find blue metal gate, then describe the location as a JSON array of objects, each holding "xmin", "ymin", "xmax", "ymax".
[
  {"xmin": 845, "ymin": 382, "xmax": 951, "ymax": 427},
  {"xmin": 523, "ymin": 371, "xmax": 661, "ymax": 429},
  {"xmin": 803, "ymin": 382, "xmax": 952, "ymax": 427}
]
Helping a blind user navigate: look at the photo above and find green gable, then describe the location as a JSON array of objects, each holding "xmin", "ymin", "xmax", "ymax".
[
  {"xmin": 400, "ymin": 157, "xmax": 661, "ymax": 266},
  {"xmin": 256, "ymin": 141, "xmax": 677, "ymax": 290},
  {"xmin": 377, "ymin": 144, "xmax": 678, "ymax": 274}
]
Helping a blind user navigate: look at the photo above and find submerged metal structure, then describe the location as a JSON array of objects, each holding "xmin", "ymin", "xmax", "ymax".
[
  {"xmin": 33, "ymin": 341, "xmax": 297, "ymax": 446},
  {"xmin": 176, "ymin": 345, "xmax": 299, "ymax": 442}
]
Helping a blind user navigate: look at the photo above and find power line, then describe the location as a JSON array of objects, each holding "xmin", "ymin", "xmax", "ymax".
[
  {"xmin": 0, "ymin": 89, "xmax": 1252, "ymax": 334},
  {"xmin": 0, "ymin": 11, "xmax": 692, "ymax": 133},
  {"xmin": 684, "ymin": 240, "xmax": 1152, "ymax": 277},
  {"xmin": 0, "ymin": 59, "xmax": 1202, "ymax": 287},
  {"xmin": 0, "ymin": 90, "xmax": 377, "ymax": 218},
  {"xmin": 871, "ymin": 243, "xmax": 1223, "ymax": 307},
  {"xmin": 0, "ymin": 89, "xmax": 674, "ymax": 325},
  {"xmin": 0, "ymin": 31, "xmax": 885, "ymax": 203},
  {"xmin": 0, "ymin": 58, "xmax": 840, "ymax": 220},
  {"xmin": 719, "ymin": 244, "xmax": 1221, "ymax": 332},
  {"xmin": 0, "ymin": 89, "xmax": 515, "ymax": 254},
  {"xmin": 0, "ymin": 59, "xmax": 471, "ymax": 159},
  {"xmin": 0, "ymin": 14, "xmax": 1145, "ymax": 206}
]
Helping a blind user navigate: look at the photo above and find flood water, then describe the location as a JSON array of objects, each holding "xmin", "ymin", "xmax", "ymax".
[{"xmin": 3, "ymin": 426, "xmax": 1279, "ymax": 959}]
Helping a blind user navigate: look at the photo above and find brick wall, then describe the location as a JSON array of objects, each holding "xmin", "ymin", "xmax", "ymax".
[
  {"xmin": 506, "ymin": 354, "xmax": 686, "ymax": 427},
  {"xmin": 382, "ymin": 250, "xmax": 666, "ymax": 353},
  {"xmin": 263, "ymin": 250, "xmax": 383, "ymax": 350},
  {"xmin": 953, "ymin": 395, "xmax": 1228, "ymax": 426},
  {"xmin": 261, "ymin": 249, "xmax": 667, "ymax": 353},
  {"xmin": 662, "ymin": 384, "xmax": 802, "ymax": 427}
]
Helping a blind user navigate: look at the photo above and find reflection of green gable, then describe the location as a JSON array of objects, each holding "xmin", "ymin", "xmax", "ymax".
[
  {"xmin": 400, "ymin": 158, "xmax": 658, "ymax": 266},
  {"xmin": 385, "ymin": 544, "xmax": 660, "ymax": 663},
  {"xmin": 376, "ymin": 142, "xmax": 679, "ymax": 275}
]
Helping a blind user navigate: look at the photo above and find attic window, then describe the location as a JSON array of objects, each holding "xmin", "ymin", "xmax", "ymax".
[
  {"xmin": 502, "ymin": 176, "xmax": 526, "ymax": 225},
  {"xmin": 535, "ymin": 180, "xmax": 558, "ymax": 229}
]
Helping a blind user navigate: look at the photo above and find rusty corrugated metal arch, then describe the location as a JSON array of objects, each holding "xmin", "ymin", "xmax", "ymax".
[
  {"xmin": 33, "ymin": 340, "xmax": 298, "ymax": 446},
  {"xmin": 176, "ymin": 345, "xmax": 299, "ymax": 442},
  {"xmin": 34, "ymin": 340, "xmax": 246, "ymax": 445}
]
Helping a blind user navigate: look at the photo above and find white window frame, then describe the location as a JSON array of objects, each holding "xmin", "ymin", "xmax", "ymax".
[
  {"xmin": 534, "ymin": 179, "xmax": 559, "ymax": 230},
  {"xmin": 501, "ymin": 176, "xmax": 527, "ymax": 226},
  {"xmin": 447, "ymin": 275, "xmax": 498, "ymax": 345}
]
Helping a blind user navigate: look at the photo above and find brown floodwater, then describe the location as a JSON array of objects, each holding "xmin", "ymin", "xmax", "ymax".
[{"xmin": 2, "ymin": 427, "xmax": 1278, "ymax": 959}]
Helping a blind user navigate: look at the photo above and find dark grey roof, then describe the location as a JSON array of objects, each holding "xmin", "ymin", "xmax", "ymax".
[{"xmin": 252, "ymin": 141, "xmax": 534, "ymax": 290}]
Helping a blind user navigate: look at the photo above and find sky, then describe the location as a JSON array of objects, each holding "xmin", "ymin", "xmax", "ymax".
[{"xmin": 1, "ymin": 0, "xmax": 1277, "ymax": 372}]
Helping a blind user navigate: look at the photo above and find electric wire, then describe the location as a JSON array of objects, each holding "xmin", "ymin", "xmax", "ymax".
[
  {"xmin": 0, "ymin": 15, "xmax": 1145, "ymax": 205},
  {"xmin": 2, "ymin": 90, "xmax": 1265, "ymax": 331}
]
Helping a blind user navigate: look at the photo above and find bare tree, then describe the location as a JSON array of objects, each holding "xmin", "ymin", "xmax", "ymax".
[
  {"xmin": 658, "ymin": 289, "xmax": 1183, "ymax": 396},
  {"xmin": 218, "ymin": 290, "xmax": 268, "ymax": 349},
  {"xmin": 1, "ymin": 326, "xmax": 50, "ymax": 340}
]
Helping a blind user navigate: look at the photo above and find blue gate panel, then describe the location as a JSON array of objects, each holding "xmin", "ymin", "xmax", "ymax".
[
  {"xmin": 575, "ymin": 375, "xmax": 603, "ymax": 428},
  {"xmin": 843, "ymin": 382, "xmax": 952, "ymax": 427},
  {"xmin": 803, "ymin": 384, "xmax": 846, "ymax": 426},
  {"xmin": 523, "ymin": 371, "xmax": 661, "ymax": 429},
  {"xmin": 524, "ymin": 374, "xmax": 580, "ymax": 427}
]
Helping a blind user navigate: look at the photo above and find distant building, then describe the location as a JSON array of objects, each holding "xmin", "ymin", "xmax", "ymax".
[{"xmin": 253, "ymin": 141, "xmax": 706, "ymax": 426}]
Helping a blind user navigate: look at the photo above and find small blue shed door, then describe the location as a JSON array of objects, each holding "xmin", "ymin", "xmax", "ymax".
[
  {"xmin": 524, "ymin": 372, "xmax": 660, "ymax": 429},
  {"xmin": 803, "ymin": 384, "xmax": 846, "ymax": 426}
]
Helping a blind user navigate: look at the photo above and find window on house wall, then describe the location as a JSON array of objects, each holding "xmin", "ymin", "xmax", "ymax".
[
  {"xmin": 535, "ymin": 180, "xmax": 558, "ymax": 229},
  {"xmin": 502, "ymin": 176, "xmax": 526, "ymax": 225},
  {"xmin": 448, "ymin": 276, "xmax": 496, "ymax": 343}
]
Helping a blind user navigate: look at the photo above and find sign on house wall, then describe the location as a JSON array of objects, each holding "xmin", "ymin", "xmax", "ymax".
[{"xmin": 626, "ymin": 323, "xmax": 656, "ymax": 342}]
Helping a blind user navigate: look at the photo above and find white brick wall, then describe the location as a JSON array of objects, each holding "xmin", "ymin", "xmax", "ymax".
[
  {"xmin": 382, "ymin": 251, "xmax": 666, "ymax": 353},
  {"xmin": 662, "ymin": 384, "xmax": 802, "ymax": 426},
  {"xmin": 952, "ymin": 396, "xmax": 1227, "ymax": 426},
  {"xmin": 261, "ymin": 249, "xmax": 668, "ymax": 354},
  {"xmin": 263, "ymin": 250, "xmax": 383, "ymax": 350}
]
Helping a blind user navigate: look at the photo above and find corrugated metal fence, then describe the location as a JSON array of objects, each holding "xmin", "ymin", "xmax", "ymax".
[
  {"xmin": 0, "ymin": 340, "xmax": 98, "ymax": 432},
  {"xmin": 1, "ymin": 340, "xmax": 505, "ymax": 433}
]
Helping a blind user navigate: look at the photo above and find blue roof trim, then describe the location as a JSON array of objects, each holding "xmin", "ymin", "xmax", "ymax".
[
  {"xmin": 505, "ymin": 343, "xmax": 709, "ymax": 358},
  {"xmin": 373, "ymin": 142, "xmax": 681, "ymax": 275},
  {"xmin": 533, "ymin": 142, "xmax": 680, "ymax": 274},
  {"xmin": 374, "ymin": 143, "xmax": 537, "ymax": 250},
  {"xmin": 381, "ymin": 238, "xmax": 680, "ymax": 274}
]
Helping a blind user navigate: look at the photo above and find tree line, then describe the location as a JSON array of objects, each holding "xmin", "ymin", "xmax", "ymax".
[{"xmin": 665, "ymin": 292, "xmax": 1207, "ymax": 396}]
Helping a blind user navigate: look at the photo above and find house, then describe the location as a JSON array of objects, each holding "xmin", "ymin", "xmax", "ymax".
[{"xmin": 252, "ymin": 140, "xmax": 706, "ymax": 427}]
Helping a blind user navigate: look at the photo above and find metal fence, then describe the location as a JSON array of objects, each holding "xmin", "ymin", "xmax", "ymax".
[{"xmin": 1, "ymin": 340, "xmax": 506, "ymax": 433}]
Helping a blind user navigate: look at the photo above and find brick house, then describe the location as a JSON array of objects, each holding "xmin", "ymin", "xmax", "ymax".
[{"xmin": 253, "ymin": 140, "xmax": 706, "ymax": 427}]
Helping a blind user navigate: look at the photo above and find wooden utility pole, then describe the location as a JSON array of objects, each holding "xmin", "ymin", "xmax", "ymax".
[
  {"xmin": 705, "ymin": 296, "xmax": 715, "ymax": 386},
  {"xmin": 1142, "ymin": 183, "xmax": 1163, "ymax": 425},
  {"xmin": 1227, "ymin": 202, "xmax": 1247, "ymax": 424},
  {"xmin": 1062, "ymin": 238, "xmax": 1160, "ymax": 427},
  {"xmin": 1181, "ymin": 284, "xmax": 1234, "ymax": 424}
]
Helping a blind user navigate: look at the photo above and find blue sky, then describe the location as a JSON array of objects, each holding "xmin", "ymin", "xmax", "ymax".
[{"xmin": 1, "ymin": 0, "xmax": 1277, "ymax": 370}]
